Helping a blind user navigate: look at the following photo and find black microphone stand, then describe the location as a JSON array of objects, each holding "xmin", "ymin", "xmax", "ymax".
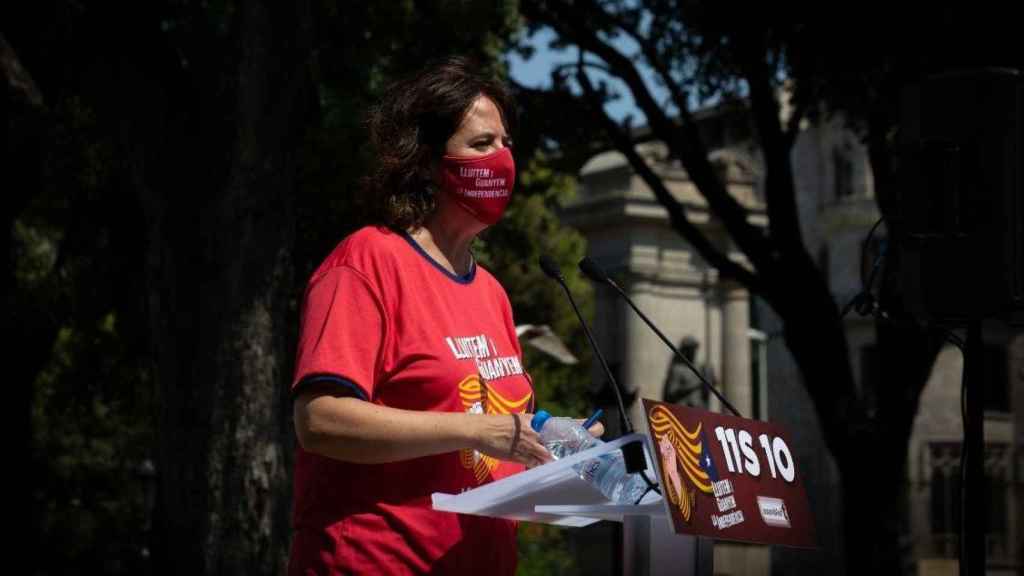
[{"xmin": 538, "ymin": 255, "xmax": 650, "ymax": 476}]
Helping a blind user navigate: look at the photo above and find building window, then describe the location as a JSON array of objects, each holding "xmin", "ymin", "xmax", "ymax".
[
  {"xmin": 928, "ymin": 443, "xmax": 960, "ymax": 557},
  {"xmin": 926, "ymin": 442, "xmax": 1012, "ymax": 561}
]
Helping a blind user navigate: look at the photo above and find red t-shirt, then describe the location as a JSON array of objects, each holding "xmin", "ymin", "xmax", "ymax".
[{"xmin": 289, "ymin": 226, "xmax": 533, "ymax": 575}]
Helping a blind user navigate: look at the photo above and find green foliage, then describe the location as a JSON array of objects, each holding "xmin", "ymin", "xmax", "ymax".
[
  {"xmin": 18, "ymin": 89, "xmax": 155, "ymax": 568},
  {"xmin": 11, "ymin": 13, "xmax": 154, "ymax": 570},
  {"xmin": 31, "ymin": 316, "xmax": 155, "ymax": 573},
  {"xmin": 517, "ymin": 523, "xmax": 580, "ymax": 576}
]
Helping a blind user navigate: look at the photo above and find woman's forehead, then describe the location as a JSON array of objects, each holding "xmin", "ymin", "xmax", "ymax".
[{"xmin": 456, "ymin": 96, "xmax": 506, "ymax": 135}]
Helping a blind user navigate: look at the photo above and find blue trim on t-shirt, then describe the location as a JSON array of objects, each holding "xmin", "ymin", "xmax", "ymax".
[
  {"xmin": 295, "ymin": 374, "xmax": 369, "ymax": 401},
  {"xmin": 400, "ymin": 231, "xmax": 476, "ymax": 284}
]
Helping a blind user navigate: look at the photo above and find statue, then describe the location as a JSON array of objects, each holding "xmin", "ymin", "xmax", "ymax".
[{"xmin": 662, "ymin": 336, "xmax": 714, "ymax": 409}]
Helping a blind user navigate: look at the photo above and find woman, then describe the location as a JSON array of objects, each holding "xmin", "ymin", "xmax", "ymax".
[{"xmin": 288, "ymin": 57, "xmax": 593, "ymax": 575}]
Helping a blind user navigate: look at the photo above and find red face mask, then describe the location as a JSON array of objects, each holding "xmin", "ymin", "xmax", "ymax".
[{"xmin": 436, "ymin": 147, "xmax": 516, "ymax": 226}]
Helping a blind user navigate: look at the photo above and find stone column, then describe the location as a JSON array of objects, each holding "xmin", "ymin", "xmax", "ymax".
[
  {"xmin": 719, "ymin": 281, "xmax": 751, "ymax": 416},
  {"xmin": 622, "ymin": 281, "xmax": 664, "ymax": 429}
]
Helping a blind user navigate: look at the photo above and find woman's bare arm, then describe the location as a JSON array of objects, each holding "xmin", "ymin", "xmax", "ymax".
[{"xmin": 294, "ymin": 386, "xmax": 553, "ymax": 468}]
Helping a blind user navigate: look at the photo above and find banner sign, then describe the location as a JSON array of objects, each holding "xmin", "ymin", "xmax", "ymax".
[{"xmin": 642, "ymin": 399, "xmax": 817, "ymax": 548}]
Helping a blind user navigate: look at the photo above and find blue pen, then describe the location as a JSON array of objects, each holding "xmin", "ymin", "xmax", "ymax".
[{"xmin": 582, "ymin": 408, "xmax": 604, "ymax": 430}]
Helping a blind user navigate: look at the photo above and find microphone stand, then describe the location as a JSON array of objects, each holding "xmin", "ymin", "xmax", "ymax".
[{"xmin": 539, "ymin": 255, "xmax": 649, "ymax": 475}]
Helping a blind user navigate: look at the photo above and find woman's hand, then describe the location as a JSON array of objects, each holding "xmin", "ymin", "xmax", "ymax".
[{"xmin": 473, "ymin": 413, "xmax": 553, "ymax": 469}]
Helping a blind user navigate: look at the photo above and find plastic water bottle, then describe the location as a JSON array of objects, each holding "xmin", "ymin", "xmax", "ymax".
[{"xmin": 531, "ymin": 410, "xmax": 648, "ymax": 505}]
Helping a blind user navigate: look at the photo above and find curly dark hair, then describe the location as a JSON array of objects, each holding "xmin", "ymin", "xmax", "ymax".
[{"xmin": 361, "ymin": 56, "xmax": 516, "ymax": 230}]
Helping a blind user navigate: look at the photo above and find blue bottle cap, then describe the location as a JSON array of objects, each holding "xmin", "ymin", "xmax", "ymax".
[{"xmin": 531, "ymin": 410, "xmax": 551, "ymax": 432}]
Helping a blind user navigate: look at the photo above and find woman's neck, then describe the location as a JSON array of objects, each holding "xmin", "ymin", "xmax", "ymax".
[{"xmin": 411, "ymin": 204, "xmax": 484, "ymax": 276}]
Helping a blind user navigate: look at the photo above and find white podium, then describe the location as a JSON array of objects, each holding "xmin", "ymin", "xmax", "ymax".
[{"xmin": 432, "ymin": 433, "xmax": 711, "ymax": 576}]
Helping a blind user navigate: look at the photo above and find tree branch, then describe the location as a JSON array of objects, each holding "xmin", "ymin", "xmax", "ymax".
[
  {"xmin": 553, "ymin": 59, "xmax": 610, "ymax": 77},
  {"xmin": 734, "ymin": 33, "xmax": 805, "ymax": 251},
  {"xmin": 521, "ymin": 0, "xmax": 773, "ymax": 274},
  {"xmin": 576, "ymin": 0, "xmax": 695, "ymax": 126},
  {"xmin": 576, "ymin": 64, "xmax": 763, "ymax": 292}
]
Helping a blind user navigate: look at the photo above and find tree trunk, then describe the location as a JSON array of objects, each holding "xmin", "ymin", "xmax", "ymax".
[
  {"xmin": 762, "ymin": 254, "xmax": 860, "ymax": 575},
  {"xmin": 142, "ymin": 1, "xmax": 313, "ymax": 574},
  {"xmin": 763, "ymin": 238, "xmax": 939, "ymax": 575},
  {"xmin": 836, "ymin": 310, "xmax": 937, "ymax": 575}
]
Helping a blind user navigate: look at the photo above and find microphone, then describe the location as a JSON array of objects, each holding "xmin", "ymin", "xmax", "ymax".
[
  {"xmin": 537, "ymin": 254, "xmax": 565, "ymax": 283},
  {"xmin": 578, "ymin": 256, "xmax": 743, "ymax": 418},
  {"xmin": 538, "ymin": 255, "xmax": 648, "ymax": 474}
]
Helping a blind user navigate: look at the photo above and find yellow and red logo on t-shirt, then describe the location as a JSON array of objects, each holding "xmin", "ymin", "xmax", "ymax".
[
  {"xmin": 445, "ymin": 333, "xmax": 533, "ymax": 483},
  {"xmin": 457, "ymin": 374, "xmax": 532, "ymax": 484}
]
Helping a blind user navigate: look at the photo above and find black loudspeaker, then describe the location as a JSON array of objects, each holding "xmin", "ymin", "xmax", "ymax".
[{"xmin": 898, "ymin": 68, "xmax": 1024, "ymax": 325}]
